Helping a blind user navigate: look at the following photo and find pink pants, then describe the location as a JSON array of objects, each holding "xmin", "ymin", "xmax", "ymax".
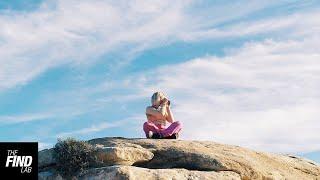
[{"xmin": 143, "ymin": 121, "xmax": 182, "ymax": 137}]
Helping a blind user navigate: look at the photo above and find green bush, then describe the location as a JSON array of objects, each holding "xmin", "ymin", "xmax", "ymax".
[{"xmin": 53, "ymin": 138, "xmax": 98, "ymax": 177}]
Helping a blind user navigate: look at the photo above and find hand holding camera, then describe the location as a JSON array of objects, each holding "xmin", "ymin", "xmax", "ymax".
[{"xmin": 161, "ymin": 98, "xmax": 171, "ymax": 106}]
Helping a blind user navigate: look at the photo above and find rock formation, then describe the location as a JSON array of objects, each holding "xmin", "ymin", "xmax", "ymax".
[{"xmin": 39, "ymin": 137, "xmax": 320, "ymax": 180}]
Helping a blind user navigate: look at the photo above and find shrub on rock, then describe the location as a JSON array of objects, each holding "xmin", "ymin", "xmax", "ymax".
[{"xmin": 53, "ymin": 138, "xmax": 98, "ymax": 177}]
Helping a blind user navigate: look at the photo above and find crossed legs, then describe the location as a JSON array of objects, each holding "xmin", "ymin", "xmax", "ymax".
[{"xmin": 143, "ymin": 121, "xmax": 182, "ymax": 138}]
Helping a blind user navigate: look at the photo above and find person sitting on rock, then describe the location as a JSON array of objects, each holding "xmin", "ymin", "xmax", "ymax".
[{"xmin": 143, "ymin": 92, "xmax": 182, "ymax": 139}]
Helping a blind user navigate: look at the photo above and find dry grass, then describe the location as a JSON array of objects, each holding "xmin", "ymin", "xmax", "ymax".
[{"xmin": 53, "ymin": 138, "xmax": 98, "ymax": 177}]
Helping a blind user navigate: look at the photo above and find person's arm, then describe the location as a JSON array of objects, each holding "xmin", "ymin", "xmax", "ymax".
[
  {"xmin": 166, "ymin": 105, "xmax": 175, "ymax": 123},
  {"xmin": 146, "ymin": 105, "xmax": 167, "ymax": 119},
  {"xmin": 158, "ymin": 102, "xmax": 168, "ymax": 116}
]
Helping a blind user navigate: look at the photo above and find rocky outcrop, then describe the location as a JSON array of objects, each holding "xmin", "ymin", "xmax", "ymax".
[
  {"xmin": 39, "ymin": 137, "xmax": 320, "ymax": 180},
  {"xmin": 39, "ymin": 166, "xmax": 241, "ymax": 180},
  {"xmin": 95, "ymin": 146, "xmax": 154, "ymax": 166}
]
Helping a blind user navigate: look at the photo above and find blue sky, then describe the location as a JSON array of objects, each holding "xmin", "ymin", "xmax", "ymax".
[{"xmin": 0, "ymin": 0, "xmax": 319, "ymax": 163}]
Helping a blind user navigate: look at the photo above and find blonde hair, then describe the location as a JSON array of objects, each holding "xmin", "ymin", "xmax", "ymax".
[{"xmin": 151, "ymin": 92, "xmax": 167, "ymax": 106}]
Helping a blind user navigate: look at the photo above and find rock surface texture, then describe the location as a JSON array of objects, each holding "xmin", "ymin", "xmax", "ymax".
[{"xmin": 39, "ymin": 137, "xmax": 320, "ymax": 180}]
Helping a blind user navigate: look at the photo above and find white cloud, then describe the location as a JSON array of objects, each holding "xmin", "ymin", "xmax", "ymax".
[
  {"xmin": 179, "ymin": 10, "xmax": 320, "ymax": 42},
  {"xmin": 0, "ymin": 107, "xmax": 100, "ymax": 125},
  {"xmin": 0, "ymin": 0, "xmax": 300, "ymax": 91},
  {"xmin": 0, "ymin": 0, "xmax": 192, "ymax": 90},
  {"xmin": 0, "ymin": 113, "xmax": 53, "ymax": 124},
  {"xmin": 55, "ymin": 116, "xmax": 141, "ymax": 138}
]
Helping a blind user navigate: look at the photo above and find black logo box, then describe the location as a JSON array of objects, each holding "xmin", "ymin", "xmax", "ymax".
[{"xmin": 0, "ymin": 142, "xmax": 38, "ymax": 180}]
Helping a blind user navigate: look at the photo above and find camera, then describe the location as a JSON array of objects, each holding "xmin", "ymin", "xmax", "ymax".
[{"xmin": 161, "ymin": 98, "xmax": 170, "ymax": 106}]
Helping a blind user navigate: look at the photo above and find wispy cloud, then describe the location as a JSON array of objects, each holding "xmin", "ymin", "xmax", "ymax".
[
  {"xmin": 0, "ymin": 113, "xmax": 53, "ymax": 124},
  {"xmin": 0, "ymin": 107, "xmax": 99, "ymax": 125},
  {"xmin": 0, "ymin": 0, "xmax": 191, "ymax": 90},
  {"xmin": 179, "ymin": 9, "xmax": 320, "ymax": 42},
  {"xmin": 0, "ymin": 0, "xmax": 299, "ymax": 91},
  {"xmin": 55, "ymin": 116, "xmax": 140, "ymax": 138}
]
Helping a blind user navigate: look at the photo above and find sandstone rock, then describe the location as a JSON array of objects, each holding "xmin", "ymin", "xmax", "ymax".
[
  {"xmin": 95, "ymin": 146, "xmax": 154, "ymax": 166},
  {"xmin": 38, "ymin": 143, "xmax": 153, "ymax": 168},
  {"xmin": 39, "ymin": 166, "xmax": 240, "ymax": 180},
  {"xmin": 134, "ymin": 147, "xmax": 225, "ymax": 171},
  {"xmin": 81, "ymin": 165, "xmax": 241, "ymax": 180},
  {"xmin": 39, "ymin": 137, "xmax": 320, "ymax": 180}
]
